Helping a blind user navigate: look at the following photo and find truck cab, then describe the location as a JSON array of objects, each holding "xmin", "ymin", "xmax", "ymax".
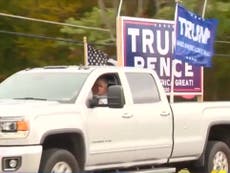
[{"xmin": 82, "ymin": 67, "xmax": 173, "ymax": 169}]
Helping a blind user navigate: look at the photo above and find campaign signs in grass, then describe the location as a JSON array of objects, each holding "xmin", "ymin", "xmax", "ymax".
[
  {"xmin": 173, "ymin": 4, "xmax": 218, "ymax": 67},
  {"xmin": 120, "ymin": 16, "xmax": 202, "ymax": 94}
]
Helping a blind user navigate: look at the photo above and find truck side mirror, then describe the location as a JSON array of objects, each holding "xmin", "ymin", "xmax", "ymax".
[
  {"xmin": 108, "ymin": 85, "xmax": 125, "ymax": 108},
  {"xmin": 88, "ymin": 95, "xmax": 108, "ymax": 108},
  {"xmin": 88, "ymin": 96, "xmax": 99, "ymax": 108}
]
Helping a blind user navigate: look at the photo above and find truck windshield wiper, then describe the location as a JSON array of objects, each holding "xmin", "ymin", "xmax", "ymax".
[{"xmin": 13, "ymin": 97, "xmax": 47, "ymax": 101}]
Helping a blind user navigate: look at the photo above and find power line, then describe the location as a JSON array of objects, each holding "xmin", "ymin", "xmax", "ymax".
[
  {"xmin": 215, "ymin": 54, "xmax": 230, "ymax": 57},
  {"xmin": 1, "ymin": 12, "xmax": 230, "ymax": 44},
  {"xmin": 0, "ymin": 30, "xmax": 83, "ymax": 45},
  {"xmin": 0, "ymin": 12, "xmax": 110, "ymax": 32},
  {"xmin": 0, "ymin": 30, "xmax": 229, "ymax": 54},
  {"xmin": 1, "ymin": 29, "xmax": 229, "ymax": 57},
  {"xmin": 0, "ymin": 30, "xmax": 115, "ymax": 46},
  {"xmin": 215, "ymin": 40, "xmax": 230, "ymax": 44},
  {"xmin": 0, "ymin": 29, "xmax": 230, "ymax": 55}
]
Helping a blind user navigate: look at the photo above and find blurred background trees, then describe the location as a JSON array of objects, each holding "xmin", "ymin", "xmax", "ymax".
[{"xmin": 0, "ymin": 0, "xmax": 229, "ymax": 100}]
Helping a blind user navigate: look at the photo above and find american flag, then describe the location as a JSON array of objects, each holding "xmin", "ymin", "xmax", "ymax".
[{"xmin": 87, "ymin": 44, "xmax": 109, "ymax": 66}]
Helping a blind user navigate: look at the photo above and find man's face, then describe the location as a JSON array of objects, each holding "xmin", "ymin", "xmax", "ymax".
[{"xmin": 92, "ymin": 79, "xmax": 108, "ymax": 96}]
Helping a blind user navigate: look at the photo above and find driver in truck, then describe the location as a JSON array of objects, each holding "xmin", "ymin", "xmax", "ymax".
[{"xmin": 92, "ymin": 76, "xmax": 108, "ymax": 104}]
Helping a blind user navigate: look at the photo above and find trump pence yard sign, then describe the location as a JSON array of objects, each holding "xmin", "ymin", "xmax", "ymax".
[{"xmin": 117, "ymin": 16, "xmax": 202, "ymax": 95}]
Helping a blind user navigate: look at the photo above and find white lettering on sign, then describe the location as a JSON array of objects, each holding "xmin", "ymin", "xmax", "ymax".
[
  {"xmin": 134, "ymin": 56, "xmax": 145, "ymax": 68},
  {"xmin": 175, "ymin": 79, "xmax": 194, "ymax": 86},
  {"xmin": 157, "ymin": 30, "xmax": 170, "ymax": 55},
  {"xmin": 134, "ymin": 56, "xmax": 157, "ymax": 70},
  {"xmin": 128, "ymin": 27, "xmax": 172, "ymax": 54},
  {"xmin": 134, "ymin": 56, "xmax": 194, "ymax": 78},
  {"xmin": 160, "ymin": 57, "xmax": 170, "ymax": 77},
  {"xmin": 185, "ymin": 63, "xmax": 193, "ymax": 77},
  {"xmin": 161, "ymin": 79, "xmax": 171, "ymax": 87},
  {"xmin": 178, "ymin": 16, "xmax": 210, "ymax": 44},
  {"xmin": 128, "ymin": 28, "xmax": 140, "ymax": 52},
  {"xmin": 142, "ymin": 29, "xmax": 154, "ymax": 53},
  {"xmin": 172, "ymin": 59, "xmax": 182, "ymax": 78},
  {"xmin": 177, "ymin": 40, "xmax": 211, "ymax": 56}
]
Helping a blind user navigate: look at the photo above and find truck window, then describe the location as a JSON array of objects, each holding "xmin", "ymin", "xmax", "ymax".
[
  {"xmin": 89, "ymin": 73, "xmax": 121, "ymax": 107},
  {"xmin": 0, "ymin": 72, "xmax": 88, "ymax": 102},
  {"xmin": 125, "ymin": 72, "xmax": 160, "ymax": 104}
]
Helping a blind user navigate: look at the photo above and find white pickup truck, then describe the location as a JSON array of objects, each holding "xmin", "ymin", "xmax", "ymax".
[{"xmin": 0, "ymin": 66, "xmax": 230, "ymax": 173}]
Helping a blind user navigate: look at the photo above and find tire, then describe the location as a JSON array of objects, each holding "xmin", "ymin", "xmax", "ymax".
[
  {"xmin": 39, "ymin": 148, "xmax": 80, "ymax": 173},
  {"xmin": 190, "ymin": 141, "xmax": 230, "ymax": 173}
]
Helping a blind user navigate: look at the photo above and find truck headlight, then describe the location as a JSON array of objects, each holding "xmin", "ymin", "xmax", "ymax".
[
  {"xmin": 0, "ymin": 117, "xmax": 29, "ymax": 138},
  {"xmin": 1, "ymin": 121, "xmax": 17, "ymax": 132}
]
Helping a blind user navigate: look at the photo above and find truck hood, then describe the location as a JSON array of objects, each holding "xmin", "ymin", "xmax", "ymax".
[{"xmin": 0, "ymin": 99, "xmax": 78, "ymax": 118}]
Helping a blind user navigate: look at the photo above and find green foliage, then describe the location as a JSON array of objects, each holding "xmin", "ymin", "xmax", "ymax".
[
  {"xmin": 60, "ymin": 6, "xmax": 116, "ymax": 59},
  {"xmin": 154, "ymin": 6, "xmax": 175, "ymax": 20},
  {"xmin": 60, "ymin": 7, "xmax": 115, "ymax": 44},
  {"xmin": 0, "ymin": 0, "xmax": 95, "ymax": 80}
]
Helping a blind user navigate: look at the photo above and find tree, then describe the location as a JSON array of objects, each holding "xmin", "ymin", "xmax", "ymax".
[
  {"xmin": 60, "ymin": 5, "xmax": 116, "ymax": 58},
  {"xmin": 0, "ymin": 0, "xmax": 96, "ymax": 78}
]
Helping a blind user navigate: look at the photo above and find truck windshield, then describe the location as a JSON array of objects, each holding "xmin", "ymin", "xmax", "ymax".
[{"xmin": 0, "ymin": 72, "xmax": 89, "ymax": 102}]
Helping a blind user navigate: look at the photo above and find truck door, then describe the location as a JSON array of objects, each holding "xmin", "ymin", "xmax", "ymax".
[
  {"xmin": 125, "ymin": 72, "xmax": 173, "ymax": 162},
  {"xmin": 86, "ymin": 73, "xmax": 136, "ymax": 166}
]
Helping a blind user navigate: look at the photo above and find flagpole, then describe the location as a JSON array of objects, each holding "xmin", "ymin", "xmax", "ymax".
[
  {"xmin": 201, "ymin": 0, "xmax": 208, "ymax": 102},
  {"xmin": 202, "ymin": 0, "xmax": 208, "ymax": 18},
  {"xmin": 117, "ymin": 0, "xmax": 123, "ymax": 17},
  {"xmin": 116, "ymin": 0, "xmax": 123, "ymax": 66},
  {"xmin": 197, "ymin": 0, "xmax": 207, "ymax": 102},
  {"xmin": 83, "ymin": 36, "xmax": 88, "ymax": 66},
  {"xmin": 170, "ymin": 1, "xmax": 179, "ymax": 103}
]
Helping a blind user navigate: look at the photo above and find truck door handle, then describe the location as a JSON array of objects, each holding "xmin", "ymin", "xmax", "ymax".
[
  {"xmin": 122, "ymin": 113, "xmax": 133, "ymax": 119},
  {"xmin": 160, "ymin": 112, "xmax": 170, "ymax": 116}
]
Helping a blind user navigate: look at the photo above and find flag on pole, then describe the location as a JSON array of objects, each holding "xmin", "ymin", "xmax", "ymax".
[
  {"xmin": 83, "ymin": 36, "xmax": 117, "ymax": 66},
  {"xmin": 87, "ymin": 44, "xmax": 110, "ymax": 65},
  {"xmin": 173, "ymin": 4, "xmax": 218, "ymax": 67}
]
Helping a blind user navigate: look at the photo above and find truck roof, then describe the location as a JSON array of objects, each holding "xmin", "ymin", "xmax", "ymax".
[{"xmin": 17, "ymin": 65, "xmax": 155, "ymax": 74}]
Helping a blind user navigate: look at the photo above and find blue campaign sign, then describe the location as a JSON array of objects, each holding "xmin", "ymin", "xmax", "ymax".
[
  {"xmin": 173, "ymin": 4, "xmax": 218, "ymax": 67},
  {"xmin": 121, "ymin": 16, "xmax": 202, "ymax": 94}
]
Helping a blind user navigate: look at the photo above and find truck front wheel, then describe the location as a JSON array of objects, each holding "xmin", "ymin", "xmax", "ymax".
[
  {"xmin": 192, "ymin": 141, "xmax": 230, "ymax": 173},
  {"xmin": 39, "ymin": 148, "xmax": 80, "ymax": 173}
]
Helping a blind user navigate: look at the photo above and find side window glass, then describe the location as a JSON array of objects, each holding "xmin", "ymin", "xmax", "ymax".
[
  {"xmin": 89, "ymin": 73, "xmax": 122, "ymax": 107},
  {"xmin": 125, "ymin": 73, "xmax": 160, "ymax": 104}
]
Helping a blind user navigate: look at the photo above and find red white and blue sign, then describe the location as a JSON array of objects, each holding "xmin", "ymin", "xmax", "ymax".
[
  {"xmin": 121, "ymin": 16, "xmax": 202, "ymax": 94},
  {"xmin": 173, "ymin": 4, "xmax": 218, "ymax": 67}
]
